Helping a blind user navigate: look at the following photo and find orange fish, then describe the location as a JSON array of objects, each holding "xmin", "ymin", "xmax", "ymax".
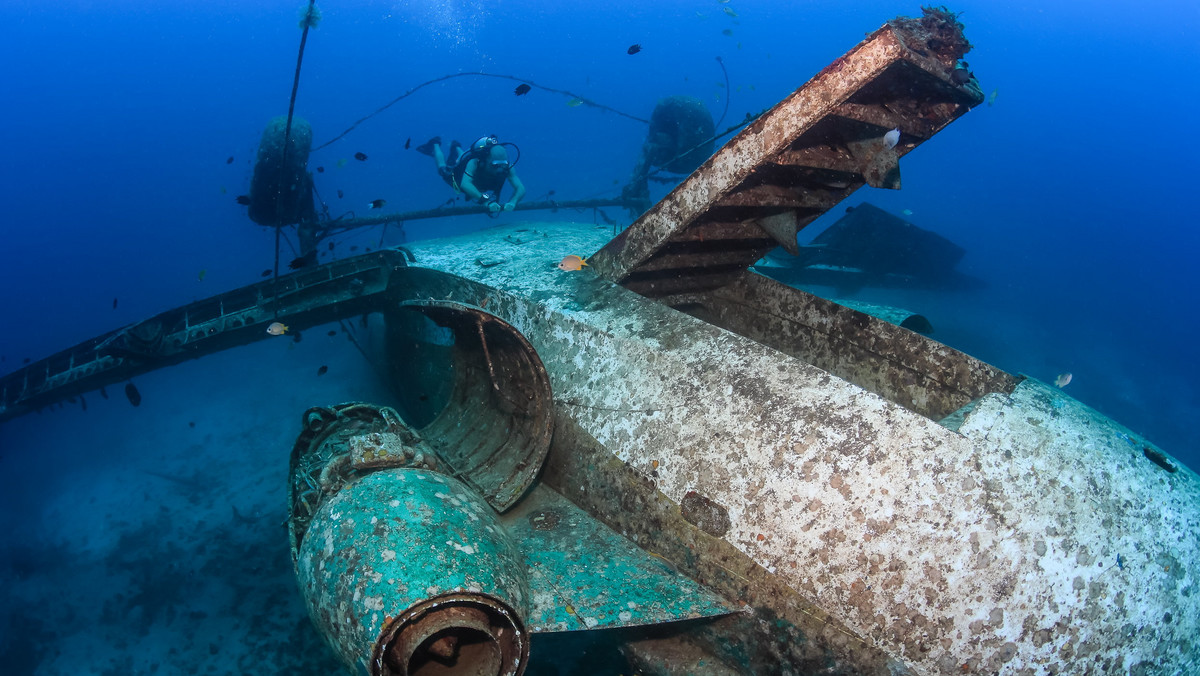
[
  {"xmin": 558, "ymin": 255, "xmax": 588, "ymax": 271},
  {"xmin": 267, "ymin": 322, "xmax": 289, "ymax": 336},
  {"xmin": 1054, "ymin": 372, "xmax": 1072, "ymax": 388}
]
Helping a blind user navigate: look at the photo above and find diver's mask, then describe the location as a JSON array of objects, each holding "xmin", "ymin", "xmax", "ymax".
[{"xmin": 472, "ymin": 135, "xmax": 500, "ymax": 152}]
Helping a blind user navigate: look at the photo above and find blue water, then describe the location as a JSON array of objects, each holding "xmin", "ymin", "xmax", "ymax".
[
  {"xmin": 2, "ymin": 1, "xmax": 1196, "ymax": 462},
  {"xmin": 1, "ymin": 0, "xmax": 1196, "ymax": 672}
]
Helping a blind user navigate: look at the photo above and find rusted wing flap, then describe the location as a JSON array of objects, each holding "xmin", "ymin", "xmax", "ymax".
[
  {"xmin": 499, "ymin": 484, "xmax": 736, "ymax": 633},
  {"xmin": 591, "ymin": 26, "xmax": 908, "ymax": 285},
  {"xmin": 592, "ymin": 12, "xmax": 981, "ymax": 299}
]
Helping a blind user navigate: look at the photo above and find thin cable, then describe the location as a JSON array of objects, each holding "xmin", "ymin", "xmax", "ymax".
[
  {"xmin": 314, "ymin": 72, "xmax": 649, "ymax": 151},
  {"xmin": 714, "ymin": 56, "xmax": 731, "ymax": 129},
  {"xmin": 272, "ymin": 1, "xmax": 319, "ymax": 316}
]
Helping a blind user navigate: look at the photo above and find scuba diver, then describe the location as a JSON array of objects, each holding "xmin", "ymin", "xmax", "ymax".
[{"xmin": 417, "ymin": 135, "xmax": 526, "ymax": 215}]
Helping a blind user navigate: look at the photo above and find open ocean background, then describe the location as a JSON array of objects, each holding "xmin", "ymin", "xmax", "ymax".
[{"xmin": 1, "ymin": 0, "xmax": 1196, "ymax": 673}]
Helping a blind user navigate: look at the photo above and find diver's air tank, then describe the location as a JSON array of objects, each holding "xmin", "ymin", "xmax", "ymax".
[{"xmin": 247, "ymin": 115, "xmax": 315, "ymax": 226}]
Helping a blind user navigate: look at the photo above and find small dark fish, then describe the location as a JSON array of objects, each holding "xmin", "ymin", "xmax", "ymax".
[
  {"xmin": 627, "ymin": 44, "xmax": 642, "ymax": 55},
  {"xmin": 514, "ymin": 84, "xmax": 531, "ymax": 96},
  {"xmin": 292, "ymin": 331, "xmax": 303, "ymax": 344},
  {"xmin": 80, "ymin": 395, "xmax": 87, "ymax": 412},
  {"xmin": 112, "ymin": 297, "xmax": 118, "ymax": 309},
  {"xmin": 327, "ymin": 330, "xmax": 337, "ymax": 336},
  {"xmin": 188, "ymin": 421, "xmax": 196, "ymax": 428},
  {"xmin": 349, "ymin": 245, "xmax": 359, "ymax": 252},
  {"xmin": 23, "ymin": 357, "xmax": 30, "ymax": 364},
  {"xmin": 235, "ymin": 195, "xmax": 251, "ymax": 205},
  {"xmin": 369, "ymin": 199, "xmax": 387, "ymax": 209},
  {"xmin": 100, "ymin": 386, "xmax": 109, "ymax": 400},
  {"xmin": 722, "ymin": 28, "xmax": 733, "ymax": 36},
  {"xmin": 354, "ymin": 152, "xmax": 368, "ymax": 161},
  {"xmin": 261, "ymin": 269, "xmax": 272, "ymax": 277},
  {"xmin": 951, "ymin": 67, "xmax": 973, "ymax": 85},
  {"xmin": 316, "ymin": 166, "xmax": 325, "ymax": 173},
  {"xmin": 337, "ymin": 190, "xmax": 344, "ymax": 199},
  {"xmin": 226, "ymin": 156, "xmax": 234, "ymax": 164},
  {"xmin": 317, "ymin": 365, "xmax": 328, "ymax": 376},
  {"xmin": 125, "ymin": 382, "xmax": 142, "ymax": 407},
  {"xmin": 289, "ymin": 250, "xmax": 318, "ymax": 269},
  {"xmin": 404, "ymin": 137, "xmax": 412, "ymax": 149},
  {"xmin": 68, "ymin": 397, "xmax": 77, "ymax": 404}
]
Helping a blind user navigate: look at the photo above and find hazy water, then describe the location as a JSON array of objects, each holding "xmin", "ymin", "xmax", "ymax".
[{"xmin": 2, "ymin": 0, "xmax": 1195, "ymax": 464}]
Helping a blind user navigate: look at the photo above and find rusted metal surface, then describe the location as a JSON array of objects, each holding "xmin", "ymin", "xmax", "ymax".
[
  {"xmin": 403, "ymin": 222, "xmax": 1199, "ymax": 674},
  {"xmin": 589, "ymin": 10, "xmax": 982, "ymax": 298},
  {"xmin": 379, "ymin": 595, "xmax": 526, "ymax": 676},
  {"xmin": 498, "ymin": 484, "xmax": 735, "ymax": 633},
  {"xmin": 0, "ymin": 249, "xmax": 410, "ymax": 422},
  {"xmin": 670, "ymin": 271, "xmax": 1019, "ymax": 422}
]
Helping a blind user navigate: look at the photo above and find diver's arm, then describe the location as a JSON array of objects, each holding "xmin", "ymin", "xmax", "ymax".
[
  {"xmin": 504, "ymin": 170, "xmax": 526, "ymax": 210},
  {"xmin": 460, "ymin": 160, "xmax": 486, "ymax": 203}
]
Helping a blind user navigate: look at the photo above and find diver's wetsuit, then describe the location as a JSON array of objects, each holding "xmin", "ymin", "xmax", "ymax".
[{"xmin": 443, "ymin": 147, "xmax": 508, "ymax": 200}]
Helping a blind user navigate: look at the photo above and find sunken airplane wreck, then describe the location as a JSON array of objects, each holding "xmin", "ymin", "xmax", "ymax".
[
  {"xmin": 3, "ymin": 8, "xmax": 1198, "ymax": 675},
  {"xmin": 755, "ymin": 202, "xmax": 985, "ymax": 294}
]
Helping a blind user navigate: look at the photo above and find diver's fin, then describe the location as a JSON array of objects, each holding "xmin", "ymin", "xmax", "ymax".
[{"xmin": 415, "ymin": 136, "xmax": 441, "ymax": 157}]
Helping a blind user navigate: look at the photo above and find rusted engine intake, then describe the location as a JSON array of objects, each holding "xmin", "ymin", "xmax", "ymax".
[
  {"xmin": 287, "ymin": 306, "xmax": 555, "ymax": 675},
  {"xmin": 287, "ymin": 404, "xmax": 531, "ymax": 676}
]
